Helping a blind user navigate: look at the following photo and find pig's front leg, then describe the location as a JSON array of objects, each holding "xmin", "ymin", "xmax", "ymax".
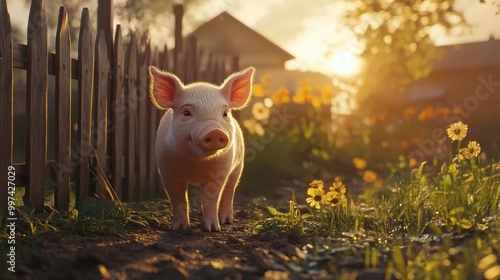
[
  {"xmin": 164, "ymin": 179, "xmax": 190, "ymax": 230},
  {"xmin": 200, "ymin": 181, "xmax": 224, "ymax": 232},
  {"xmin": 219, "ymin": 165, "xmax": 242, "ymax": 224}
]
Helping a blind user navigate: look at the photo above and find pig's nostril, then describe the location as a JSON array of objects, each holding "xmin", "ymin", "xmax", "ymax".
[{"xmin": 199, "ymin": 129, "xmax": 228, "ymax": 150}]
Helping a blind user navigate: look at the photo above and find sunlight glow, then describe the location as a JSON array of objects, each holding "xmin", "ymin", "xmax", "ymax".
[{"xmin": 328, "ymin": 50, "xmax": 361, "ymax": 77}]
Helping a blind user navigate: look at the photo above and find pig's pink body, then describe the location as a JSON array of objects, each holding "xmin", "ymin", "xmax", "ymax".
[{"xmin": 149, "ymin": 67, "xmax": 254, "ymax": 231}]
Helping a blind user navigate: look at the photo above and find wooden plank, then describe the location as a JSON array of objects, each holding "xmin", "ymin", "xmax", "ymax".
[
  {"xmin": 97, "ymin": 0, "xmax": 113, "ymax": 62},
  {"xmin": 173, "ymin": 4, "xmax": 183, "ymax": 75},
  {"xmin": 203, "ymin": 52, "xmax": 214, "ymax": 81},
  {"xmin": 54, "ymin": 6, "xmax": 71, "ymax": 210},
  {"xmin": 185, "ymin": 36, "xmax": 197, "ymax": 84},
  {"xmin": 93, "ymin": 30, "xmax": 109, "ymax": 198},
  {"xmin": 13, "ymin": 43, "xmax": 79, "ymax": 79},
  {"xmin": 111, "ymin": 24, "xmax": 124, "ymax": 199},
  {"xmin": 26, "ymin": 0, "xmax": 48, "ymax": 212},
  {"xmin": 77, "ymin": 8, "xmax": 94, "ymax": 204},
  {"xmin": 137, "ymin": 45, "xmax": 149, "ymax": 200},
  {"xmin": 0, "ymin": 0, "xmax": 13, "ymax": 214},
  {"xmin": 125, "ymin": 34, "xmax": 137, "ymax": 201},
  {"xmin": 160, "ymin": 44, "xmax": 169, "ymax": 71}
]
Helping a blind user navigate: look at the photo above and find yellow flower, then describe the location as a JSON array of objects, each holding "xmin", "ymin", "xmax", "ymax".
[
  {"xmin": 363, "ymin": 170, "xmax": 378, "ymax": 183},
  {"xmin": 316, "ymin": 83, "xmax": 332, "ymax": 105},
  {"xmin": 329, "ymin": 182, "xmax": 346, "ymax": 195},
  {"xmin": 404, "ymin": 107, "xmax": 416, "ymax": 120},
  {"xmin": 418, "ymin": 107, "xmax": 436, "ymax": 121},
  {"xmin": 271, "ymin": 87, "xmax": 290, "ymax": 105},
  {"xmin": 324, "ymin": 192, "xmax": 346, "ymax": 207},
  {"xmin": 260, "ymin": 74, "xmax": 272, "ymax": 85},
  {"xmin": 252, "ymin": 83, "xmax": 266, "ymax": 97},
  {"xmin": 243, "ymin": 119, "xmax": 265, "ymax": 136},
  {"xmin": 252, "ymin": 102, "xmax": 270, "ymax": 120},
  {"xmin": 308, "ymin": 180, "xmax": 325, "ymax": 189},
  {"xmin": 306, "ymin": 187, "xmax": 325, "ymax": 209},
  {"xmin": 457, "ymin": 148, "xmax": 468, "ymax": 161},
  {"xmin": 293, "ymin": 85, "xmax": 313, "ymax": 104},
  {"xmin": 436, "ymin": 107, "xmax": 450, "ymax": 119},
  {"xmin": 465, "ymin": 141, "xmax": 481, "ymax": 159},
  {"xmin": 446, "ymin": 121, "xmax": 468, "ymax": 141},
  {"xmin": 353, "ymin": 157, "xmax": 367, "ymax": 170},
  {"xmin": 312, "ymin": 96, "xmax": 322, "ymax": 108}
]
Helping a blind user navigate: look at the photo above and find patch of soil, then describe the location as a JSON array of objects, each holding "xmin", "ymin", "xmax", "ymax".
[{"xmin": 7, "ymin": 205, "xmax": 312, "ymax": 280}]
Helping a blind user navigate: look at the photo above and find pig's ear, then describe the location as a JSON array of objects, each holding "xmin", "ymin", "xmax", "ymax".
[
  {"xmin": 149, "ymin": 66, "xmax": 184, "ymax": 109},
  {"xmin": 222, "ymin": 67, "xmax": 255, "ymax": 110}
]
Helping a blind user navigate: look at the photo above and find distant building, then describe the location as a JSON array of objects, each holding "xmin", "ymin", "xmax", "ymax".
[
  {"xmin": 188, "ymin": 12, "xmax": 334, "ymax": 89},
  {"xmin": 407, "ymin": 38, "xmax": 500, "ymax": 149}
]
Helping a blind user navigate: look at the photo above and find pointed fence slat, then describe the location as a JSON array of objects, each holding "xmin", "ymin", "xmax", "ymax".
[
  {"xmin": 111, "ymin": 24, "xmax": 124, "ymax": 198},
  {"xmin": 125, "ymin": 35, "xmax": 138, "ymax": 201},
  {"xmin": 54, "ymin": 6, "xmax": 71, "ymax": 210},
  {"xmin": 77, "ymin": 8, "xmax": 94, "ymax": 204},
  {"xmin": 26, "ymin": 0, "xmax": 48, "ymax": 212},
  {"xmin": 0, "ymin": 0, "xmax": 13, "ymax": 214},
  {"xmin": 136, "ymin": 43, "xmax": 150, "ymax": 200},
  {"xmin": 93, "ymin": 30, "xmax": 109, "ymax": 197}
]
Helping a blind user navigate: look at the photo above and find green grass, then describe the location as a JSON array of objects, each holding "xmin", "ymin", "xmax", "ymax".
[{"xmin": 253, "ymin": 123, "xmax": 500, "ymax": 279}]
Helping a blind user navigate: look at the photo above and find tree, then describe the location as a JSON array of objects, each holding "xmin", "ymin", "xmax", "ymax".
[
  {"xmin": 115, "ymin": 0, "xmax": 239, "ymax": 48},
  {"xmin": 342, "ymin": 0, "xmax": 468, "ymax": 113}
]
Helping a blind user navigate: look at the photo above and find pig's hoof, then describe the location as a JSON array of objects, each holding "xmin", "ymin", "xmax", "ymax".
[
  {"xmin": 202, "ymin": 221, "xmax": 221, "ymax": 232},
  {"xmin": 172, "ymin": 221, "xmax": 190, "ymax": 231},
  {"xmin": 219, "ymin": 215, "xmax": 233, "ymax": 224},
  {"xmin": 219, "ymin": 209, "xmax": 233, "ymax": 224}
]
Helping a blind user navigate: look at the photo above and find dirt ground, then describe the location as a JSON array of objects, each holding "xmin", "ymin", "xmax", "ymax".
[
  {"xmin": 6, "ymin": 186, "xmax": 386, "ymax": 280},
  {"xmin": 7, "ymin": 203, "xmax": 313, "ymax": 280}
]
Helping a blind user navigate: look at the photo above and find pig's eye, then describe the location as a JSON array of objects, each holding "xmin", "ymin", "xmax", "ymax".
[
  {"xmin": 183, "ymin": 110, "xmax": 192, "ymax": 116},
  {"xmin": 223, "ymin": 110, "xmax": 229, "ymax": 117}
]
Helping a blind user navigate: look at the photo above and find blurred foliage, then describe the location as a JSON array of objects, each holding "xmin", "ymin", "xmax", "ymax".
[
  {"xmin": 115, "ymin": 0, "xmax": 239, "ymax": 46},
  {"xmin": 342, "ymin": 0, "xmax": 469, "ymax": 109}
]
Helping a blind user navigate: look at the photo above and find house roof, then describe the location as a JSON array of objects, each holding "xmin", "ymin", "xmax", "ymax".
[
  {"xmin": 434, "ymin": 38, "xmax": 500, "ymax": 71},
  {"xmin": 188, "ymin": 12, "xmax": 295, "ymax": 62}
]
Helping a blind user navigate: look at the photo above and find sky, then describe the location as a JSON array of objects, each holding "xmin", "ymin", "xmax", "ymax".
[
  {"xmin": 223, "ymin": 0, "xmax": 500, "ymax": 77},
  {"xmin": 6, "ymin": 0, "xmax": 500, "ymax": 77}
]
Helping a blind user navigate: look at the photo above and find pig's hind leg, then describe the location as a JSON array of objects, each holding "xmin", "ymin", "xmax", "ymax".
[{"xmin": 219, "ymin": 164, "xmax": 243, "ymax": 225}]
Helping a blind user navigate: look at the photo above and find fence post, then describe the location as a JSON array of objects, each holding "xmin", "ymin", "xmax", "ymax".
[
  {"xmin": 111, "ymin": 24, "xmax": 124, "ymax": 199},
  {"xmin": 173, "ymin": 4, "xmax": 183, "ymax": 76},
  {"xmin": 125, "ymin": 33, "xmax": 138, "ymax": 201},
  {"xmin": 76, "ymin": 8, "xmax": 94, "ymax": 206},
  {"xmin": 185, "ymin": 36, "xmax": 197, "ymax": 84},
  {"xmin": 97, "ymin": 0, "xmax": 113, "ymax": 62},
  {"xmin": 136, "ymin": 42, "xmax": 150, "ymax": 200},
  {"xmin": 0, "ymin": 0, "xmax": 13, "ymax": 215},
  {"xmin": 93, "ymin": 30, "xmax": 109, "ymax": 198},
  {"xmin": 26, "ymin": 0, "xmax": 48, "ymax": 212},
  {"xmin": 54, "ymin": 6, "xmax": 71, "ymax": 210}
]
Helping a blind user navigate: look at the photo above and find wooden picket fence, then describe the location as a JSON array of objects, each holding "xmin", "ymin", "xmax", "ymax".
[{"xmin": 0, "ymin": 0, "xmax": 240, "ymax": 213}]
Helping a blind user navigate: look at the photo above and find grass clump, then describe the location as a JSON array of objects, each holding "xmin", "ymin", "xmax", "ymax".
[{"xmin": 253, "ymin": 122, "xmax": 500, "ymax": 279}]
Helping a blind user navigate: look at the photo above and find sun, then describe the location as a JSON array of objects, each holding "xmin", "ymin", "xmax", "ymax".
[{"xmin": 328, "ymin": 50, "xmax": 362, "ymax": 77}]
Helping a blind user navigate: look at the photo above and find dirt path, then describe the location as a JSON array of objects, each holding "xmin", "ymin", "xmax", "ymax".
[{"xmin": 8, "ymin": 206, "xmax": 310, "ymax": 280}]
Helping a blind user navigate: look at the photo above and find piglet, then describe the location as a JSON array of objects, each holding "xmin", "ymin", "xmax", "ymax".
[{"xmin": 149, "ymin": 66, "xmax": 254, "ymax": 232}]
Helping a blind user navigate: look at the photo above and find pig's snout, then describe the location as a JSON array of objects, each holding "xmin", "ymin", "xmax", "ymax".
[
  {"xmin": 193, "ymin": 121, "xmax": 229, "ymax": 151},
  {"xmin": 201, "ymin": 129, "xmax": 228, "ymax": 150}
]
